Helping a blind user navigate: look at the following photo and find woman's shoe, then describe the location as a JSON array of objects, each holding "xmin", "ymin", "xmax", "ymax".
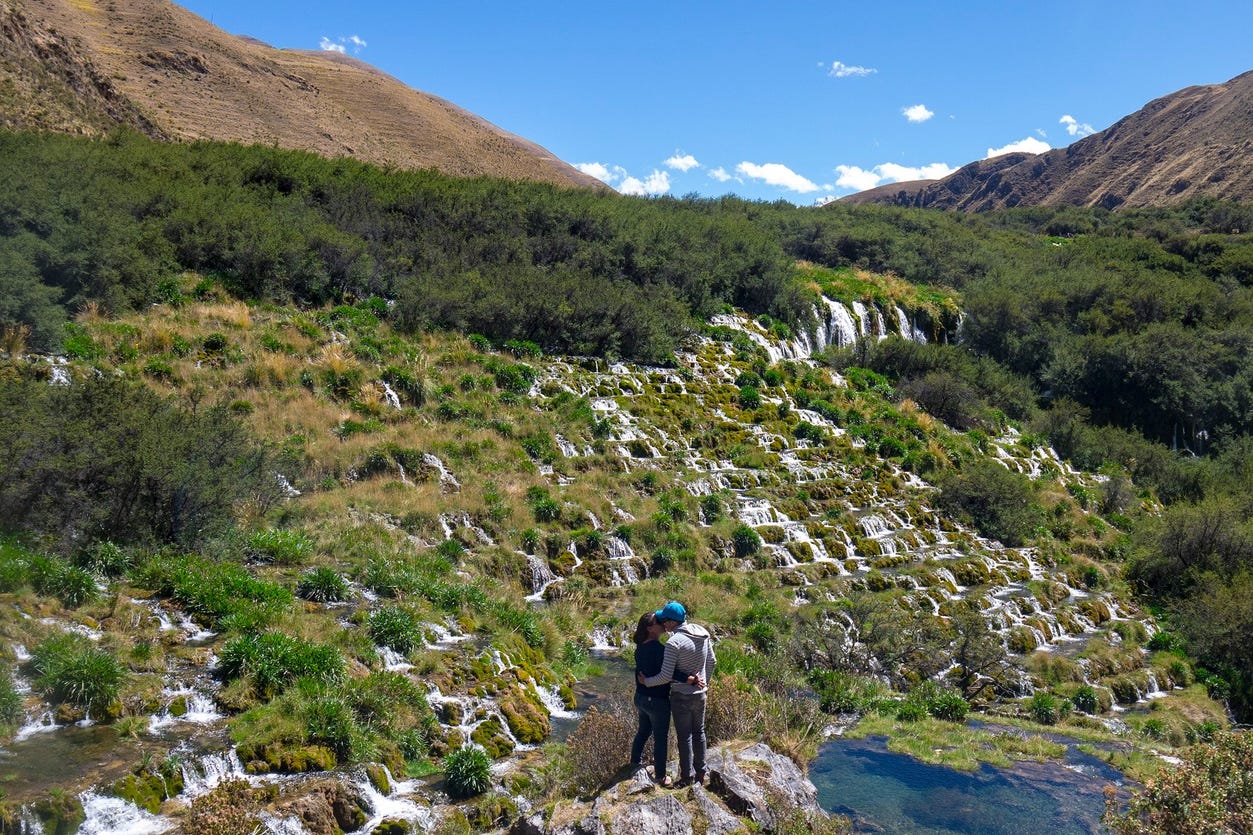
[
  {"xmin": 674, "ymin": 778, "xmax": 694, "ymax": 789},
  {"xmin": 656, "ymin": 774, "xmax": 673, "ymax": 787},
  {"xmin": 695, "ymin": 769, "xmax": 707, "ymax": 786}
]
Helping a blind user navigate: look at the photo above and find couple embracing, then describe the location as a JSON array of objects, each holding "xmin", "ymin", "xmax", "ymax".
[{"xmin": 631, "ymin": 601, "xmax": 716, "ymax": 788}]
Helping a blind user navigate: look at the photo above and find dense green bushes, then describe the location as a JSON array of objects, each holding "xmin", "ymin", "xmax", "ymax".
[{"xmin": 0, "ymin": 376, "xmax": 281, "ymax": 547}]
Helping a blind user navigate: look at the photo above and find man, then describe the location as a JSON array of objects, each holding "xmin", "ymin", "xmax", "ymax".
[{"xmin": 637, "ymin": 600, "xmax": 716, "ymax": 787}]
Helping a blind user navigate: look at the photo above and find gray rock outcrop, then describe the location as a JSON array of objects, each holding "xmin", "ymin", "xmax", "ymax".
[{"xmin": 509, "ymin": 742, "xmax": 836, "ymax": 835}]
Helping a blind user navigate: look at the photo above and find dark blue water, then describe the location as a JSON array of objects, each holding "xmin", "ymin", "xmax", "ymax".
[{"xmin": 810, "ymin": 736, "xmax": 1122, "ymax": 834}]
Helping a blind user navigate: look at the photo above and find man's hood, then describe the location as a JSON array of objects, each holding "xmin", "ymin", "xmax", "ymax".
[{"xmin": 676, "ymin": 622, "xmax": 710, "ymax": 640}]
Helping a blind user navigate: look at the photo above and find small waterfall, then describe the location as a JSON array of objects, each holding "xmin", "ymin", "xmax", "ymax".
[
  {"xmin": 352, "ymin": 766, "xmax": 435, "ymax": 833},
  {"xmin": 14, "ymin": 710, "xmax": 60, "ymax": 743},
  {"xmin": 148, "ymin": 690, "xmax": 224, "ymax": 733},
  {"xmin": 524, "ymin": 554, "xmax": 560, "ymax": 601},
  {"xmin": 378, "ymin": 646, "xmax": 413, "ymax": 672},
  {"xmin": 17, "ymin": 805, "xmax": 46, "ymax": 835},
  {"xmin": 47, "ymin": 357, "xmax": 71, "ymax": 386},
  {"xmin": 381, "ymin": 381, "xmax": 402, "ymax": 409},
  {"xmin": 77, "ymin": 792, "xmax": 172, "ymax": 835},
  {"xmin": 276, "ymin": 473, "xmax": 302, "ymax": 498},
  {"xmin": 421, "ymin": 453, "xmax": 461, "ymax": 490},
  {"xmin": 555, "ymin": 435, "xmax": 579, "ymax": 457},
  {"xmin": 530, "ymin": 682, "xmax": 579, "ymax": 720},
  {"xmin": 180, "ymin": 749, "xmax": 250, "ymax": 798}
]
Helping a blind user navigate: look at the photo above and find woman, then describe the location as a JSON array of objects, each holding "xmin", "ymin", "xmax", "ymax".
[{"xmin": 630, "ymin": 611, "xmax": 674, "ymax": 786}]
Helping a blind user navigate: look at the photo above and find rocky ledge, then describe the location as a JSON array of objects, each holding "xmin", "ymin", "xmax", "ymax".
[{"xmin": 510, "ymin": 742, "xmax": 841, "ymax": 835}]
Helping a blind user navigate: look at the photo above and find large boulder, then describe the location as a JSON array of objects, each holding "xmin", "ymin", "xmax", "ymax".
[
  {"xmin": 705, "ymin": 742, "xmax": 821, "ymax": 830},
  {"xmin": 510, "ymin": 743, "xmax": 836, "ymax": 835},
  {"xmin": 272, "ymin": 779, "xmax": 370, "ymax": 835}
]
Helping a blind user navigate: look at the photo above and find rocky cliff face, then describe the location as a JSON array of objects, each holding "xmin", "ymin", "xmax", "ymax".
[
  {"xmin": 0, "ymin": 0, "xmax": 605, "ymax": 189},
  {"xmin": 841, "ymin": 70, "xmax": 1253, "ymax": 211}
]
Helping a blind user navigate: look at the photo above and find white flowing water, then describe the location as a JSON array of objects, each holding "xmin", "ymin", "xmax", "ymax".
[{"xmin": 77, "ymin": 792, "xmax": 172, "ymax": 835}]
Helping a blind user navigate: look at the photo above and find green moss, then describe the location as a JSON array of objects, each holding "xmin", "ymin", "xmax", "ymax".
[{"xmin": 470, "ymin": 717, "xmax": 515, "ymax": 759}]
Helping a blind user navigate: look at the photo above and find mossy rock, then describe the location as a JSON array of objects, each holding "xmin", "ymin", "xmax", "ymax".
[
  {"xmin": 168, "ymin": 694, "xmax": 189, "ymax": 718},
  {"xmin": 244, "ymin": 743, "xmax": 337, "ymax": 774},
  {"xmin": 951, "ymin": 559, "xmax": 991, "ymax": 586},
  {"xmin": 466, "ymin": 793, "xmax": 519, "ymax": 830},
  {"xmin": 111, "ymin": 769, "xmax": 181, "ymax": 814},
  {"xmin": 499, "ymin": 688, "xmax": 550, "ymax": 744},
  {"xmin": 1078, "ymin": 598, "xmax": 1113, "ymax": 625},
  {"xmin": 558, "ymin": 681, "xmax": 577, "ymax": 711},
  {"xmin": 1007, "ymin": 626, "xmax": 1040, "ymax": 655},
  {"xmin": 32, "ymin": 794, "xmax": 85, "ymax": 835},
  {"xmin": 855, "ymin": 537, "xmax": 882, "ymax": 558},
  {"xmin": 373, "ymin": 820, "xmax": 411, "ymax": 835},
  {"xmin": 470, "ymin": 716, "xmax": 515, "ymax": 758},
  {"xmin": 365, "ymin": 762, "xmax": 391, "ymax": 795},
  {"xmin": 864, "ymin": 571, "xmax": 893, "ymax": 592}
]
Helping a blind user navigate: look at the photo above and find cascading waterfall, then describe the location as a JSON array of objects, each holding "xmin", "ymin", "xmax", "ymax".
[{"xmin": 77, "ymin": 792, "xmax": 172, "ymax": 835}]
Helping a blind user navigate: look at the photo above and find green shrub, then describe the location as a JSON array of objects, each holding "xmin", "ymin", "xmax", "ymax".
[
  {"xmin": 1072, "ymin": 684, "xmax": 1099, "ymax": 714},
  {"xmin": 247, "ymin": 529, "xmax": 314, "ymax": 565},
  {"xmin": 369, "ymin": 606, "xmax": 422, "ymax": 654},
  {"xmin": 732, "ymin": 525, "xmax": 762, "ymax": 558},
  {"xmin": 218, "ymin": 633, "xmax": 344, "ymax": 700},
  {"xmin": 296, "ymin": 567, "xmax": 350, "ymax": 603},
  {"xmin": 444, "ymin": 746, "xmax": 492, "ymax": 799},
  {"xmin": 1026, "ymin": 692, "xmax": 1059, "ymax": 725},
  {"xmin": 132, "ymin": 555, "xmax": 293, "ymax": 629},
  {"xmin": 30, "ymin": 633, "xmax": 126, "ymax": 712},
  {"xmin": 926, "ymin": 689, "xmax": 971, "ymax": 722},
  {"xmin": 0, "ymin": 667, "xmax": 23, "ymax": 729}
]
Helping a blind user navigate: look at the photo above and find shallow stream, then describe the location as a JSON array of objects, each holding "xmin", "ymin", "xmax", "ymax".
[{"xmin": 810, "ymin": 735, "xmax": 1124, "ymax": 834}]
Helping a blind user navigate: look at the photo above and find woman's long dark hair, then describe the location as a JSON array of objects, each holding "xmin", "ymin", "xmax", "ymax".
[{"xmin": 633, "ymin": 612, "xmax": 656, "ymax": 646}]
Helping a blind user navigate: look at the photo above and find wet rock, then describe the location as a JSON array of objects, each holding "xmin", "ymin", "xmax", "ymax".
[
  {"xmin": 364, "ymin": 762, "xmax": 391, "ymax": 795},
  {"xmin": 274, "ymin": 778, "xmax": 369, "ymax": 835}
]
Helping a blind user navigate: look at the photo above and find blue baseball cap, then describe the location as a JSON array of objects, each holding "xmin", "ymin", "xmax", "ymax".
[{"xmin": 655, "ymin": 601, "xmax": 687, "ymax": 623}]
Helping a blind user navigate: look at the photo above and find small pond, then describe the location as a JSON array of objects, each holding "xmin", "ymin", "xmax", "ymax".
[{"xmin": 810, "ymin": 735, "xmax": 1125, "ymax": 834}]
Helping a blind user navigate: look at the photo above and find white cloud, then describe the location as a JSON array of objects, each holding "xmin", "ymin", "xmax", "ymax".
[
  {"xmin": 985, "ymin": 137, "xmax": 1051, "ymax": 157},
  {"xmin": 834, "ymin": 165, "xmax": 881, "ymax": 192},
  {"xmin": 619, "ymin": 169, "xmax": 670, "ymax": 196},
  {"xmin": 902, "ymin": 104, "xmax": 934, "ymax": 123},
  {"xmin": 320, "ymin": 35, "xmax": 366, "ymax": 54},
  {"xmin": 1059, "ymin": 114, "xmax": 1095, "ymax": 138},
  {"xmin": 576, "ymin": 162, "xmax": 618, "ymax": 184},
  {"xmin": 877, "ymin": 162, "xmax": 956, "ymax": 182},
  {"xmin": 665, "ymin": 153, "xmax": 700, "ymax": 172},
  {"xmin": 736, "ymin": 162, "xmax": 820, "ymax": 193},
  {"xmin": 832, "ymin": 161, "xmax": 957, "ymax": 193},
  {"xmin": 827, "ymin": 60, "xmax": 877, "ymax": 78},
  {"xmin": 708, "ymin": 167, "xmax": 734, "ymax": 182}
]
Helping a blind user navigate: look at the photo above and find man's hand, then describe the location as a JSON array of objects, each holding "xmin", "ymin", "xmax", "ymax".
[{"xmin": 637, "ymin": 672, "xmax": 646, "ymax": 684}]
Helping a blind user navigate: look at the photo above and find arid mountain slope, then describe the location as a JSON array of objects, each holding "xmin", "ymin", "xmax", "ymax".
[
  {"xmin": 0, "ymin": 0, "xmax": 604, "ymax": 188},
  {"xmin": 841, "ymin": 71, "xmax": 1253, "ymax": 211}
]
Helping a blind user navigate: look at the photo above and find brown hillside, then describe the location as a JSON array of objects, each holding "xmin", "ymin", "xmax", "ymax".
[
  {"xmin": 840, "ymin": 71, "xmax": 1253, "ymax": 211},
  {"xmin": 0, "ymin": 0, "xmax": 605, "ymax": 189}
]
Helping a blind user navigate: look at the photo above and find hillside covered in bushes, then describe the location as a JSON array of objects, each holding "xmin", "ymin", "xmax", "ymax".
[{"xmin": 0, "ymin": 130, "xmax": 1252, "ymax": 831}]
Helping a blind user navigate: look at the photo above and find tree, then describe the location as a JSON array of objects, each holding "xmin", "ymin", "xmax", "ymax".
[{"xmin": 1104, "ymin": 731, "xmax": 1253, "ymax": 834}]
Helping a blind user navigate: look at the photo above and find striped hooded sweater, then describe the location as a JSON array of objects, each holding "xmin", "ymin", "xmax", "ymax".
[{"xmin": 641, "ymin": 622, "xmax": 715, "ymax": 696}]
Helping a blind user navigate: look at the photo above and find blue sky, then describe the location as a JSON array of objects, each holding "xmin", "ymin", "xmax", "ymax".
[{"xmin": 178, "ymin": 0, "xmax": 1251, "ymax": 204}]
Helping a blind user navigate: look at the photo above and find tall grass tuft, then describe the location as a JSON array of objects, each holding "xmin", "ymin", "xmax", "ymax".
[{"xmin": 30, "ymin": 633, "xmax": 126, "ymax": 712}]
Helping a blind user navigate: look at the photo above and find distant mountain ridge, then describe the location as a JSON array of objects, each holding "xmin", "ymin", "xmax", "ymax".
[
  {"xmin": 841, "ymin": 70, "xmax": 1253, "ymax": 211},
  {"xmin": 0, "ymin": 0, "xmax": 604, "ymax": 189}
]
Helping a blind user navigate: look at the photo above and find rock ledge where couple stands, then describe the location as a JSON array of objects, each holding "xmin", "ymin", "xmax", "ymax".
[{"xmin": 510, "ymin": 742, "xmax": 834, "ymax": 835}]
